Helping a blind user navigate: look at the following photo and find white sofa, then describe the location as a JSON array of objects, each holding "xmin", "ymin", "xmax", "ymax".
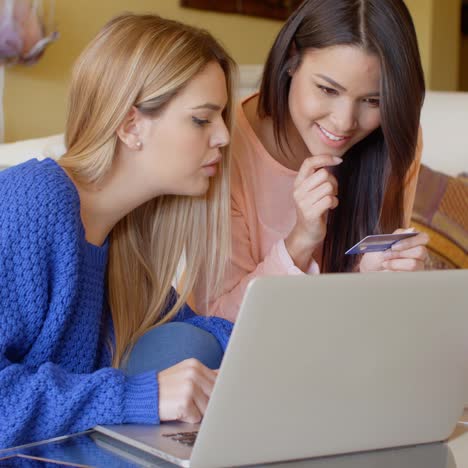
[
  {"xmin": 419, "ymin": 92, "xmax": 468, "ymax": 176},
  {"xmin": 0, "ymin": 132, "xmax": 64, "ymax": 169}
]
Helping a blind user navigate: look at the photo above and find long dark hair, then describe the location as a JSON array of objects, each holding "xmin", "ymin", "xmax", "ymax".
[{"xmin": 258, "ymin": 0, "xmax": 425, "ymax": 273}]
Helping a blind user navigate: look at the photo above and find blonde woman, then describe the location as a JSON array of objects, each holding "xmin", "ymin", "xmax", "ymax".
[{"xmin": 0, "ymin": 14, "xmax": 235, "ymax": 448}]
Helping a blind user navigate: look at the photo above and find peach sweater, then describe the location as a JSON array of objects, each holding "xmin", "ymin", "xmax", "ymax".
[{"xmin": 195, "ymin": 95, "xmax": 422, "ymax": 322}]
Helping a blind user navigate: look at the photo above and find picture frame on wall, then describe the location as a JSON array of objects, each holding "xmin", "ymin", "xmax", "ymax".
[{"xmin": 180, "ymin": 0, "xmax": 302, "ymax": 21}]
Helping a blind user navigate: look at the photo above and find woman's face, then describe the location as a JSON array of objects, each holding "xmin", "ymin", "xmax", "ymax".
[
  {"xmin": 136, "ymin": 61, "xmax": 230, "ymax": 197},
  {"xmin": 288, "ymin": 45, "xmax": 382, "ymax": 159}
]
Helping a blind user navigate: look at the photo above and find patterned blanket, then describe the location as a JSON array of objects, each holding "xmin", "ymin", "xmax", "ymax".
[{"xmin": 411, "ymin": 164, "xmax": 468, "ymax": 269}]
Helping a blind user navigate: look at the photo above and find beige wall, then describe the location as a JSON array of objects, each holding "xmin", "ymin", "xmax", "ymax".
[
  {"xmin": 4, "ymin": 0, "xmax": 282, "ymax": 142},
  {"xmin": 4, "ymin": 0, "xmax": 463, "ymax": 142},
  {"xmin": 405, "ymin": 0, "xmax": 434, "ymax": 87},
  {"xmin": 430, "ymin": 0, "xmax": 461, "ymax": 90},
  {"xmin": 405, "ymin": 0, "xmax": 461, "ymax": 91}
]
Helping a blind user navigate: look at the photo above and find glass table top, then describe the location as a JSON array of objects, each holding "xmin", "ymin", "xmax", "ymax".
[{"xmin": 0, "ymin": 429, "xmax": 460, "ymax": 468}]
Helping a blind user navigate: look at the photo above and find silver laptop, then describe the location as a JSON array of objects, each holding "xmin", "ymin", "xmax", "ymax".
[{"xmin": 95, "ymin": 270, "xmax": 468, "ymax": 468}]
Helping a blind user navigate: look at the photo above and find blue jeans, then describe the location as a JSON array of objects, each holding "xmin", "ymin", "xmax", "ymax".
[{"xmin": 123, "ymin": 322, "xmax": 224, "ymax": 376}]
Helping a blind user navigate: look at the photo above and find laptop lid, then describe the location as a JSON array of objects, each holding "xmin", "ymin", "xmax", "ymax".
[
  {"xmin": 190, "ymin": 270, "xmax": 468, "ymax": 467},
  {"xmin": 96, "ymin": 270, "xmax": 468, "ymax": 468}
]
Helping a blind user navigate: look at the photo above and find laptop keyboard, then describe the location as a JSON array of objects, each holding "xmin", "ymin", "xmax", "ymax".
[{"xmin": 162, "ymin": 431, "xmax": 198, "ymax": 447}]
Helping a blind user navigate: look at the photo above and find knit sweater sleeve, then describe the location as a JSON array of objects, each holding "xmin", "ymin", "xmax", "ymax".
[
  {"xmin": 0, "ymin": 361, "xmax": 159, "ymax": 448},
  {"xmin": 0, "ymin": 161, "xmax": 159, "ymax": 448}
]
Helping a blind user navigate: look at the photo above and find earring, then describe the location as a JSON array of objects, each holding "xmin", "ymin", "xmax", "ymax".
[{"xmin": 135, "ymin": 141, "xmax": 142, "ymax": 150}]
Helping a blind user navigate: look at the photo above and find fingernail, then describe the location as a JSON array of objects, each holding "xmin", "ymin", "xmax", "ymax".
[{"xmin": 333, "ymin": 157, "xmax": 343, "ymax": 163}]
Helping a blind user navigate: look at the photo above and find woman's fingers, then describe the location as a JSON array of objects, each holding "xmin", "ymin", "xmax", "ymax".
[
  {"xmin": 158, "ymin": 359, "xmax": 218, "ymax": 423},
  {"xmin": 362, "ymin": 245, "xmax": 428, "ymax": 272},
  {"xmin": 191, "ymin": 361, "xmax": 218, "ymax": 397},
  {"xmin": 192, "ymin": 385, "xmax": 210, "ymax": 417},
  {"xmin": 384, "ymin": 245, "xmax": 428, "ymax": 261},
  {"xmin": 294, "ymin": 155, "xmax": 342, "ymax": 188},
  {"xmin": 288, "ymin": 155, "xmax": 342, "ymax": 261},
  {"xmin": 303, "ymin": 194, "xmax": 339, "ymax": 218},
  {"xmin": 387, "ymin": 231, "xmax": 429, "ymax": 271},
  {"xmin": 359, "ymin": 252, "xmax": 386, "ymax": 272},
  {"xmin": 297, "ymin": 179, "xmax": 337, "ymax": 207},
  {"xmin": 297, "ymin": 167, "xmax": 338, "ymax": 196},
  {"xmin": 382, "ymin": 258, "xmax": 425, "ymax": 271},
  {"xmin": 391, "ymin": 231, "xmax": 429, "ymax": 252},
  {"xmin": 185, "ymin": 362, "xmax": 217, "ymax": 422},
  {"xmin": 360, "ymin": 228, "xmax": 430, "ymax": 272}
]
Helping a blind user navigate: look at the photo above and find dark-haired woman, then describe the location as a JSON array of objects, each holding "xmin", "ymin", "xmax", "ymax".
[{"xmin": 194, "ymin": 0, "xmax": 429, "ymax": 321}]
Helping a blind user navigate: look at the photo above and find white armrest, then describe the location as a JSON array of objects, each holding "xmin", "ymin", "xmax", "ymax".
[
  {"xmin": 0, "ymin": 133, "xmax": 66, "ymax": 169},
  {"xmin": 420, "ymin": 92, "xmax": 468, "ymax": 176}
]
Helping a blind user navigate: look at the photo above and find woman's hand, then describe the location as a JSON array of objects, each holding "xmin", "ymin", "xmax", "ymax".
[
  {"xmin": 285, "ymin": 155, "xmax": 342, "ymax": 271},
  {"xmin": 158, "ymin": 358, "xmax": 218, "ymax": 423},
  {"xmin": 359, "ymin": 229, "xmax": 430, "ymax": 273}
]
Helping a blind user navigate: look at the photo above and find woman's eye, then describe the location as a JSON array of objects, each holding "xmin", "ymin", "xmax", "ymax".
[
  {"xmin": 192, "ymin": 116, "xmax": 210, "ymax": 126},
  {"xmin": 317, "ymin": 85, "xmax": 338, "ymax": 96},
  {"xmin": 364, "ymin": 98, "xmax": 380, "ymax": 107}
]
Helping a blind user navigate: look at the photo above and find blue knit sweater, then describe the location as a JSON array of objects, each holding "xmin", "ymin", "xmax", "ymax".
[{"xmin": 0, "ymin": 158, "xmax": 233, "ymax": 448}]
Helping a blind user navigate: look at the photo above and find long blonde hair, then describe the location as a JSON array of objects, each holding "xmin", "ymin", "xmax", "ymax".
[{"xmin": 59, "ymin": 14, "xmax": 236, "ymax": 367}]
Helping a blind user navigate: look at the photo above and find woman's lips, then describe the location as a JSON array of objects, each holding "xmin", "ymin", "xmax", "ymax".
[
  {"xmin": 315, "ymin": 123, "xmax": 352, "ymax": 148},
  {"xmin": 202, "ymin": 155, "xmax": 221, "ymax": 176}
]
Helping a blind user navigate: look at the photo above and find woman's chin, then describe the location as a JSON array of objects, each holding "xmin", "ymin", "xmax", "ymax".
[{"xmin": 183, "ymin": 179, "xmax": 211, "ymax": 197}]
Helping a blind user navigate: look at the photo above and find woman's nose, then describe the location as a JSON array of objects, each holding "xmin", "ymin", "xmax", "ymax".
[
  {"xmin": 330, "ymin": 101, "xmax": 358, "ymax": 134},
  {"xmin": 210, "ymin": 120, "xmax": 230, "ymax": 148}
]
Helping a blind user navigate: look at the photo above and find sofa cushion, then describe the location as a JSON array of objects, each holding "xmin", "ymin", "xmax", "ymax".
[
  {"xmin": 411, "ymin": 164, "xmax": 468, "ymax": 269},
  {"xmin": 0, "ymin": 134, "xmax": 65, "ymax": 170},
  {"xmin": 419, "ymin": 92, "xmax": 468, "ymax": 177}
]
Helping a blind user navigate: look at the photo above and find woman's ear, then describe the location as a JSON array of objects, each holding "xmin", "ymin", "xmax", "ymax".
[
  {"xmin": 286, "ymin": 41, "xmax": 301, "ymax": 75},
  {"xmin": 116, "ymin": 106, "xmax": 144, "ymax": 151}
]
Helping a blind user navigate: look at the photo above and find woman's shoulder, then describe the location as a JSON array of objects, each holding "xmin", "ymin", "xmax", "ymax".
[
  {"xmin": 0, "ymin": 158, "xmax": 80, "ymax": 234},
  {"xmin": 1, "ymin": 157, "xmax": 77, "ymax": 201},
  {"xmin": 231, "ymin": 95, "xmax": 296, "ymax": 188},
  {"xmin": 231, "ymin": 95, "xmax": 268, "ymax": 173},
  {"xmin": 232, "ymin": 94, "xmax": 259, "ymax": 148}
]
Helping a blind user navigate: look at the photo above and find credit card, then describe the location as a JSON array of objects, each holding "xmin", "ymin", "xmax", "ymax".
[{"xmin": 345, "ymin": 232, "xmax": 419, "ymax": 255}]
